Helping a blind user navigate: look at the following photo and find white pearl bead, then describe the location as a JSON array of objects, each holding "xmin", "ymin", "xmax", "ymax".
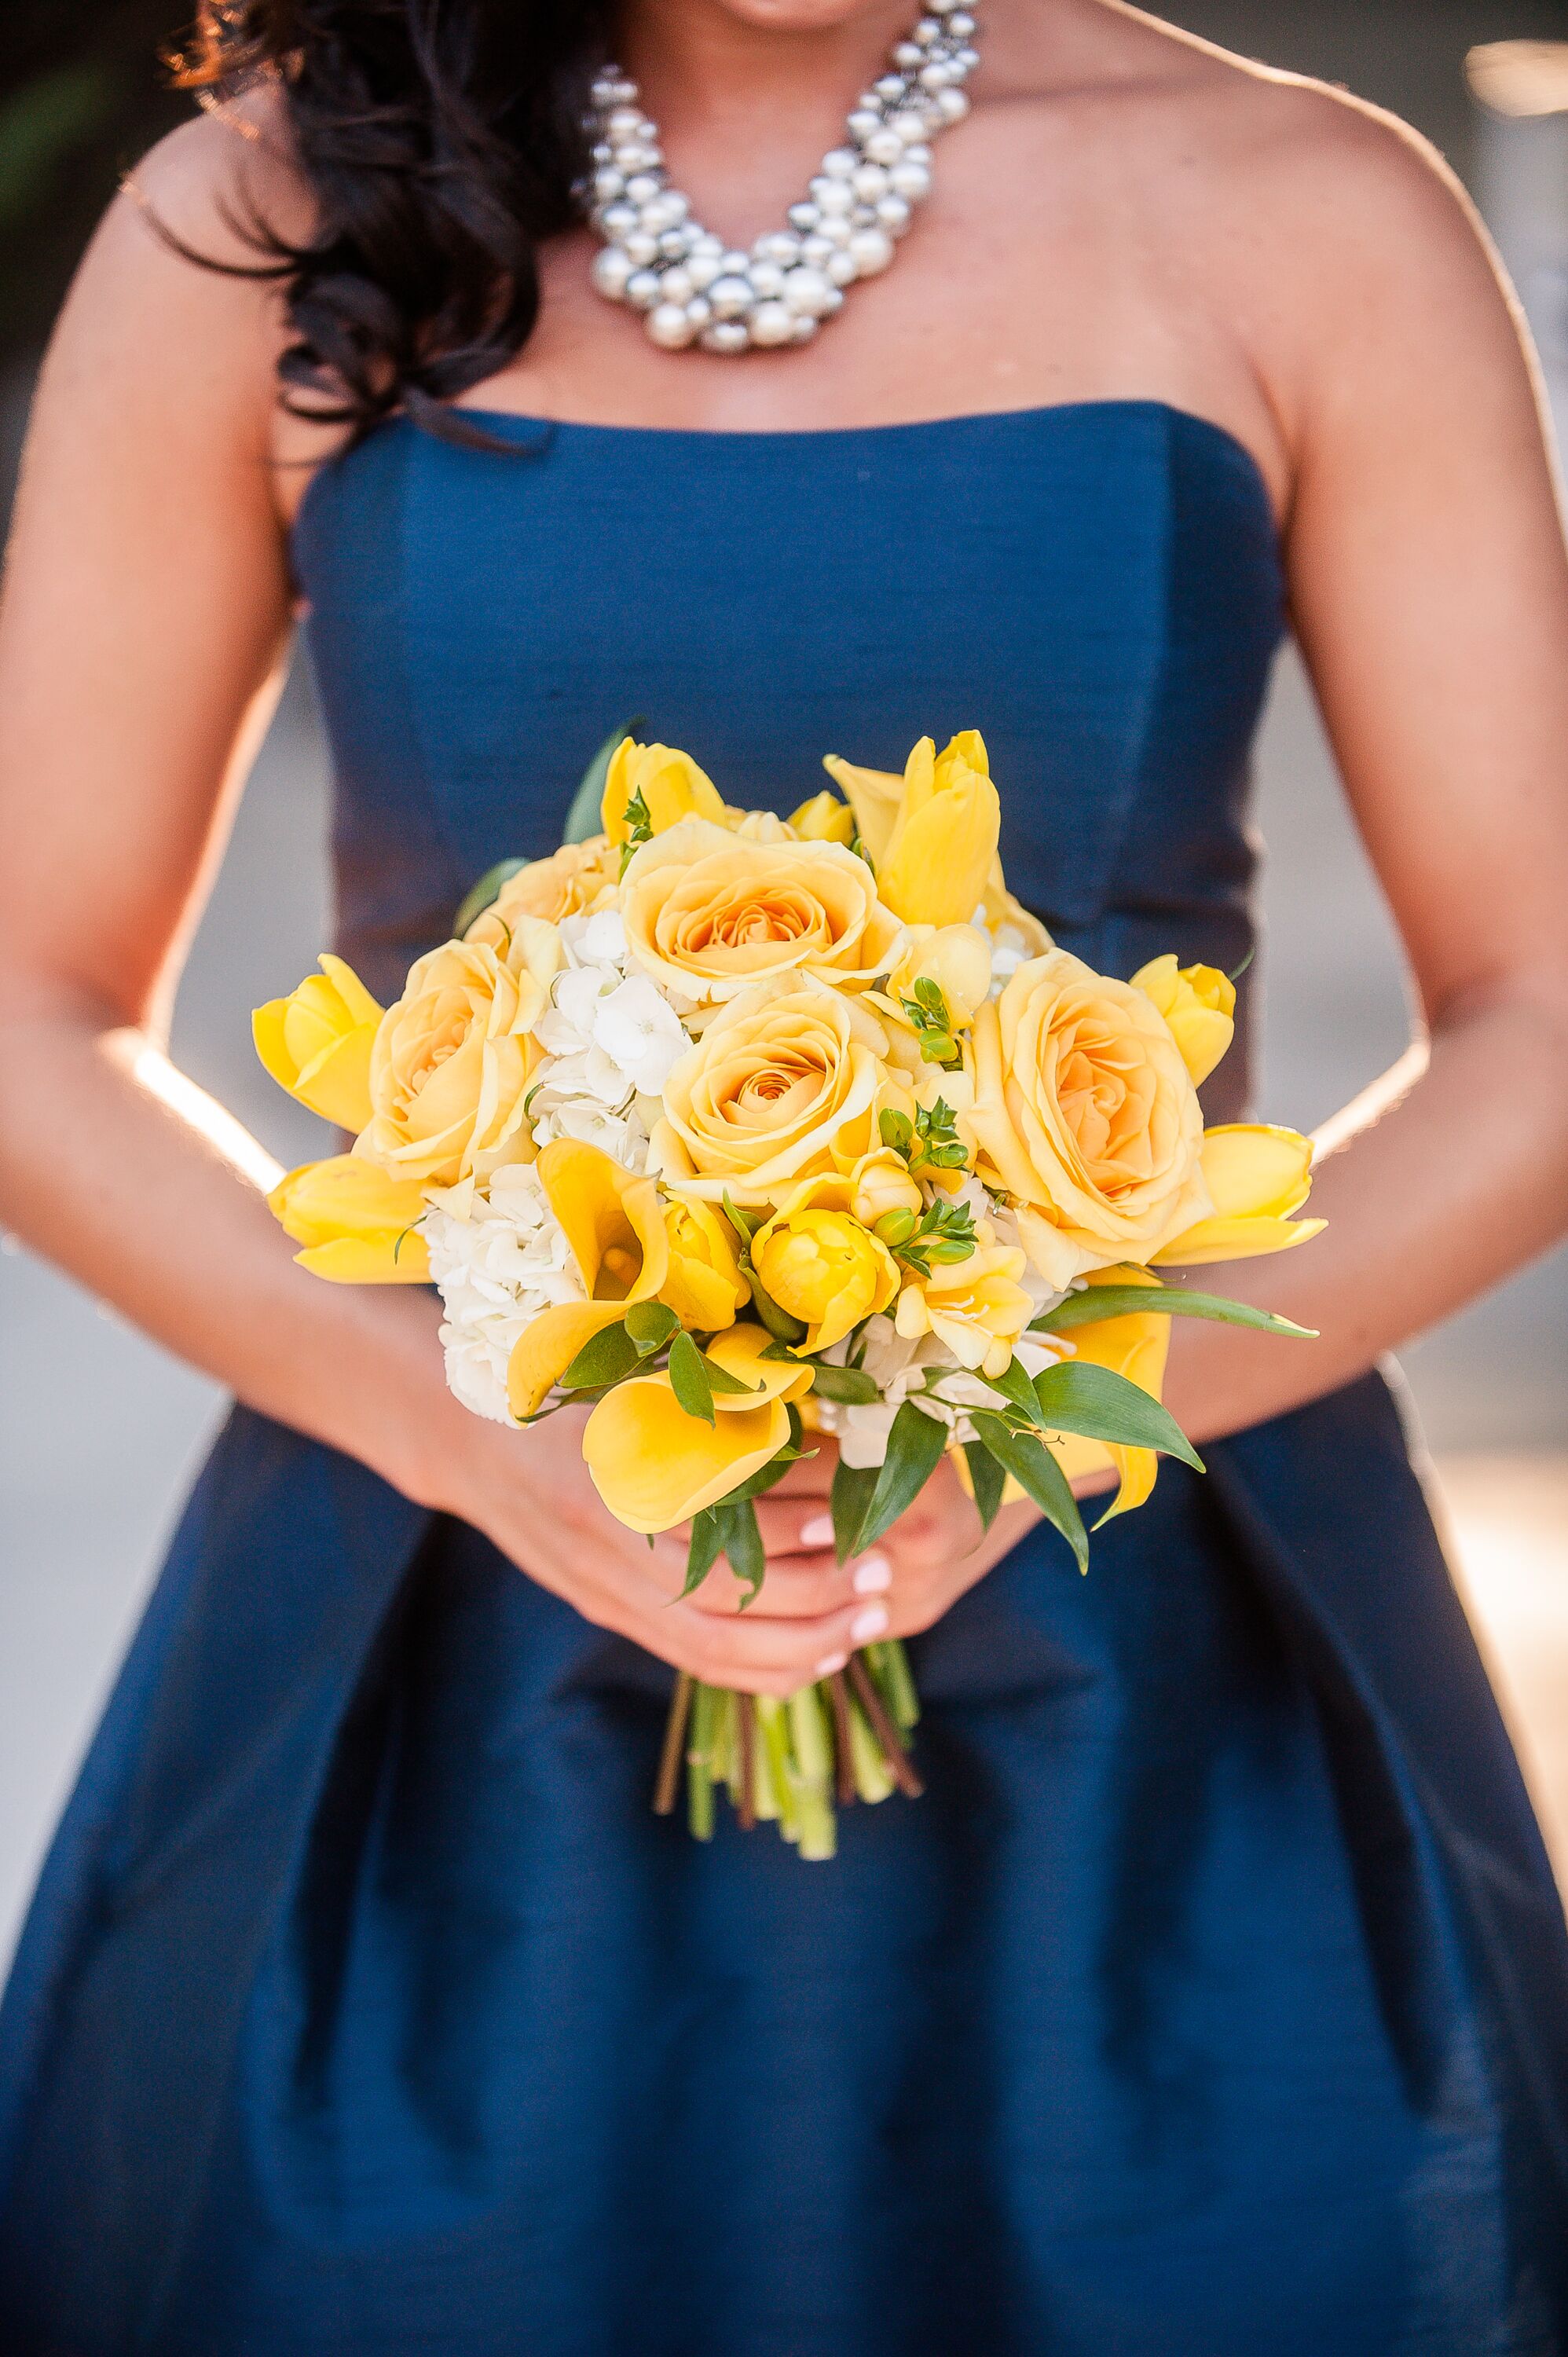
[
  {"xmin": 624, "ymin": 173, "xmax": 661, "ymax": 205},
  {"xmin": 617, "ymin": 142, "xmax": 660, "ymax": 174},
  {"xmin": 708, "ymin": 273, "xmax": 754, "ymax": 320},
  {"xmin": 876, "ymin": 193, "xmax": 913, "ymax": 233},
  {"xmin": 847, "ymin": 226, "xmax": 895, "ymax": 276},
  {"xmin": 606, "ymin": 107, "xmax": 643, "ymax": 139},
  {"xmin": 719, "ymin": 250, "xmax": 752, "ymax": 278},
  {"xmin": 788, "ymin": 202, "xmax": 821, "ymax": 233},
  {"xmin": 590, "ymin": 247, "xmax": 636, "ymax": 301},
  {"xmin": 954, "ymin": 47, "xmax": 980, "ymax": 71},
  {"xmin": 891, "ymin": 110, "xmax": 929, "ymax": 145},
  {"xmin": 888, "ymin": 159, "xmax": 932, "ymax": 200},
  {"xmin": 816, "ymin": 214, "xmax": 853, "ymax": 247},
  {"xmin": 647, "ymin": 302, "xmax": 698, "ymax": 349},
  {"xmin": 914, "ymin": 17, "xmax": 943, "ymax": 42},
  {"xmin": 892, "ymin": 44, "xmax": 923, "ymax": 71},
  {"xmin": 591, "ymin": 79, "xmax": 620, "ymax": 106},
  {"xmin": 700, "ymin": 321, "xmax": 750, "ymax": 354},
  {"xmin": 929, "ymin": 0, "xmax": 960, "ymax": 13},
  {"xmin": 948, "ymin": 9, "xmax": 976, "ymax": 31},
  {"xmin": 685, "ymin": 295, "xmax": 713, "ymax": 328},
  {"xmin": 936, "ymin": 86, "xmax": 970, "ymax": 121},
  {"xmin": 658, "ymin": 265, "xmax": 695, "ymax": 304},
  {"xmin": 600, "ymin": 203, "xmax": 638, "ymax": 240},
  {"xmin": 821, "ymin": 148, "xmax": 858, "ymax": 179},
  {"xmin": 903, "ymin": 142, "xmax": 933, "ymax": 166},
  {"xmin": 749, "ymin": 260, "xmax": 786, "ymax": 300},
  {"xmin": 819, "ymin": 284, "xmax": 845, "ymax": 314},
  {"xmin": 813, "ymin": 181, "xmax": 855, "ymax": 216},
  {"xmin": 863, "ymin": 128, "xmax": 905, "ymax": 167},
  {"xmin": 919, "ymin": 60, "xmax": 953, "ymax": 90},
  {"xmin": 782, "ymin": 265, "xmax": 836, "ymax": 318},
  {"xmin": 685, "ymin": 252, "xmax": 723, "ymax": 291},
  {"xmin": 800, "ymin": 233, "xmax": 835, "ymax": 266},
  {"xmin": 592, "ymin": 169, "xmax": 625, "ymax": 201},
  {"xmin": 639, "ymin": 193, "xmax": 681, "ymax": 233},
  {"xmin": 791, "ymin": 314, "xmax": 819, "ymax": 344},
  {"xmin": 622, "ymin": 230, "xmax": 659, "ymax": 267},
  {"xmin": 851, "ymin": 163, "xmax": 888, "ymax": 200},
  {"xmin": 847, "ymin": 109, "xmax": 881, "ymax": 141},
  {"xmin": 625, "ymin": 269, "xmax": 662, "ymax": 310},
  {"xmin": 753, "ymin": 230, "xmax": 801, "ymax": 266},
  {"xmin": 690, "ymin": 231, "xmax": 724, "ymax": 257},
  {"xmin": 826, "ymin": 248, "xmax": 859, "ymax": 288},
  {"xmin": 874, "ymin": 75, "xmax": 906, "ymax": 101},
  {"xmin": 749, "ymin": 300, "xmax": 797, "ymax": 348}
]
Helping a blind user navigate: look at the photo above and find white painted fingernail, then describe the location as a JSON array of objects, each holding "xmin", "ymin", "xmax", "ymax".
[
  {"xmin": 852, "ymin": 1554, "xmax": 892, "ymax": 1594},
  {"xmin": 850, "ymin": 1601, "xmax": 890, "ymax": 1644},
  {"xmin": 815, "ymin": 1651, "xmax": 849, "ymax": 1678},
  {"xmin": 800, "ymin": 1514, "xmax": 834, "ymax": 1549}
]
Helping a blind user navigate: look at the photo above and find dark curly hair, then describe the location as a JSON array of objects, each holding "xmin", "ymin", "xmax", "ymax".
[{"xmin": 167, "ymin": 1, "xmax": 614, "ymax": 442}]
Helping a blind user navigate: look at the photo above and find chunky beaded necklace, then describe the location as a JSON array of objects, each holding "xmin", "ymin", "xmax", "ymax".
[{"xmin": 583, "ymin": 1, "xmax": 980, "ymax": 354}]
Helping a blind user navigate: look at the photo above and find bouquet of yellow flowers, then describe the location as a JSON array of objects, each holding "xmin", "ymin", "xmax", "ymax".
[{"xmin": 255, "ymin": 727, "xmax": 1321, "ymax": 1858}]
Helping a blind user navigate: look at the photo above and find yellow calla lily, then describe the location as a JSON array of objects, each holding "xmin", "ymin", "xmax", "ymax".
[
  {"xmin": 267, "ymin": 1154, "xmax": 430, "ymax": 1282},
  {"xmin": 703, "ymin": 1321, "xmax": 816, "ymax": 1408},
  {"xmin": 1131, "ymin": 955, "xmax": 1236, "ymax": 1088},
  {"xmin": 252, "ymin": 955, "xmax": 383, "ymax": 1131},
  {"xmin": 505, "ymin": 1141, "xmax": 672, "ymax": 1418},
  {"xmin": 1153, "ymin": 1124, "xmax": 1326, "ymax": 1266},
  {"xmin": 602, "ymin": 739, "xmax": 727, "ymax": 843},
  {"xmin": 582, "ymin": 1376, "xmax": 791, "ymax": 1534},
  {"xmin": 876, "ymin": 735, "xmax": 1002, "ymax": 929},
  {"xmin": 1047, "ymin": 1269, "xmax": 1171, "ymax": 1521},
  {"xmin": 787, "ymin": 789, "xmax": 858, "ymax": 845}
]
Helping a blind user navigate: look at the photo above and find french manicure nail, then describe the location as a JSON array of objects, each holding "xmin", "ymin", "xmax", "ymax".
[
  {"xmin": 815, "ymin": 1651, "xmax": 849, "ymax": 1678},
  {"xmin": 852, "ymin": 1554, "xmax": 892, "ymax": 1594},
  {"xmin": 800, "ymin": 1514, "xmax": 835, "ymax": 1549},
  {"xmin": 850, "ymin": 1601, "xmax": 890, "ymax": 1645}
]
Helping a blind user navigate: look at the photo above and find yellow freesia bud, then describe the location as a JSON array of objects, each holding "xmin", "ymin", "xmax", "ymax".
[
  {"xmin": 506, "ymin": 1141, "xmax": 671, "ymax": 1418},
  {"xmin": 1152, "ymin": 1125, "xmax": 1326, "ymax": 1266},
  {"xmin": 1132, "ymin": 955, "xmax": 1237, "ymax": 1087},
  {"xmin": 751, "ymin": 1192, "xmax": 900, "ymax": 1355},
  {"xmin": 659, "ymin": 1197, "xmax": 750, "ymax": 1332},
  {"xmin": 787, "ymin": 790, "xmax": 858, "ymax": 845},
  {"xmin": 876, "ymin": 735, "xmax": 1002, "ymax": 929},
  {"xmin": 1047, "ymin": 1269, "xmax": 1171, "ymax": 1520},
  {"xmin": 253, "ymin": 955, "xmax": 383, "ymax": 1132},
  {"xmin": 267, "ymin": 1154, "xmax": 430, "ymax": 1283},
  {"xmin": 602, "ymin": 739, "xmax": 727, "ymax": 844},
  {"xmin": 582, "ymin": 1376, "xmax": 791, "ymax": 1534},
  {"xmin": 894, "ymin": 1242, "xmax": 1035, "ymax": 1378},
  {"xmin": 847, "ymin": 1149, "xmax": 924, "ymax": 1227}
]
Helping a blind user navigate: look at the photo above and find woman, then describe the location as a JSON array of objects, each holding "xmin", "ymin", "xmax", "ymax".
[{"xmin": 1, "ymin": 0, "xmax": 1566, "ymax": 2344}]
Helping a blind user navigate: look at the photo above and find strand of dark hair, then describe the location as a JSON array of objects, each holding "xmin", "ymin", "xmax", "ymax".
[{"xmin": 163, "ymin": 1, "xmax": 613, "ymax": 445}]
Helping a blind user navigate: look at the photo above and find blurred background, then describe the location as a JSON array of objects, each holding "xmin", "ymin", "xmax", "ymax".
[{"xmin": 2, "ymin": 2, "xmax": 1567, "ymax": 1964}]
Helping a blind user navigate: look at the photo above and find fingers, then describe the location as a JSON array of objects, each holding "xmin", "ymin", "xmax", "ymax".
[{"xmin": 655, "ymin": 1592, "xmax": 883, "ymax": 1696}]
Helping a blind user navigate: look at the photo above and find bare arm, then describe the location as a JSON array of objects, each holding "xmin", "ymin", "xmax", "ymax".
[{"xmin": 0, "ymin": 119, "xmax": 863, "ymax": 1695}]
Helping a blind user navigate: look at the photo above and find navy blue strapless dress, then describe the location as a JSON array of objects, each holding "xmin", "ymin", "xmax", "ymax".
[{"xmin": 3, "ymin": 402, "xmax": 1567, "ymax": 2354}]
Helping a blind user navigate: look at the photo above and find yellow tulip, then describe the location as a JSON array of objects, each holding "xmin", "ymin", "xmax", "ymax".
[
  {"xmin": 267, "ymin": 1154, "xmax": 430, "ymax": 1283},
  {"xmin": 1047, "ymin": 1271, "xmax": 1173, "ymax": 1520},
  {"xmin": 253, "ymin": 955, "xmax": 383, "ymax": 1131},
  {"xmin": 582, "ymin": 1376, "xmax": 791, "ymax": 1534},
  {"xmin": 1153, "ymin": 1124, "xmax": 1326, "ymax": 1266},
  {"xmin": 876, "ymin": 735, "xmax": 1002, "ymax": 929},
  {"xmin": 506, "ymin": 1141, "xmax": 671, "ymax": 1418},
  {"xmin": 787, "ymin": 790, "xmax": 858, "ymax": 845},
  {"xmin": 820, "ymin": 753, "xmax": 905, "ymax": 867},
  {"xmin": 1132, "ymin": 955, "xmax": 1236, "ymax": 1088},
  {"xmin": 601, "ymin": 739, "xmax": 727, "ymax": 844},
  {"xmin": 704, "ymin": 1320, "xmax": 816, "ymax": 1408},
  {"xmin": 660, "ymin": 1198, "xmax": 750, "ymax": 1332},
  {"xmin": 750, "ymin": 1189, "xmax": 900, "ymax": 1354}
]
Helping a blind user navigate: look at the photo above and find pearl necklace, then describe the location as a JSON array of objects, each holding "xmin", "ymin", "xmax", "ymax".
[{"xmin": 583, "ymin": 2, "xmax": 980, "ymax": 354}]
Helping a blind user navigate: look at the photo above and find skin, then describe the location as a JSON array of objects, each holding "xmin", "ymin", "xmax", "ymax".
[{"xmin": 1, "ymin": 0, "xmax": 1566, "ymax": 1695}]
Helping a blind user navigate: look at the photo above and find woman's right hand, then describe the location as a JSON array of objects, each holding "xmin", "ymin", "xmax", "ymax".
[{"xmin": 444, "ymin": 1404, "xmax": 890, "ymax": 1696}]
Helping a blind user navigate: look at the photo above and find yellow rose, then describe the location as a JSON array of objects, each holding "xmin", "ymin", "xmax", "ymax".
[
  {"xmin": 1153, "ymin": 1125, "xmax": 1325, "ymax": 1265},
  {"xmin": 602, "ymin": 739, "xmax": 727, "ymax": 843},
  {"xmin": 660, "ymin": 1197, "xmax": 750, "ymax": 1331},
  {"xmin": 963, "ymin": 949, "xmax": 1209, "ymax": 1289},
  {"xmin": 787, "ymin": 790, "xmax": 858, "ymax": 845},
  {"xmin": 1046, "ymin": 1270, "xmax": 1172, "ymax": 1519},
  {"xmin": 267, "ymin": 1155, "xmax": 430, "ymax": 1283},
  {"xmin": 621, "ymin": 827, "xmax": 903, "ymax": 1006},
  {"xmin": 358, "ymin": 932, "xmax": 562, "ymax": 1187},
  {"xmin": 582, "ymin": 1340, "xmax": 793, "ymax": 1534},
  {"xmin": 1131, "ymin": 955, "xmax": 1237, "ymax": 1088},
  {"xmin": 466, "ymin": 839, "xmax": 619, "ymax": 946},
  {"xmin": 751, "ymin": 1188, "xmax": 900, "ymax": 1354},
  {"xmin": 506, "ymin": 1140, "xmax": 672, "ymax": 1418},
  {"xmin": 253, "ymin": 955, "xmax": 383, "ymax": 1131},
  {"xmin": 894, "ymin": 1241, "xmax": 1035, "ymax": 1377},
  {"xmin": 653, "ymin": 983, "xmax": 897, "ymax": 1205}
]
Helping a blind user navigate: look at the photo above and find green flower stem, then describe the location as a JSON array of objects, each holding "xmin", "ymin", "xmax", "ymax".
[
  {"xmin": 687, "ymin": 1682, "xmax": 717, "ymax": 1842},
  {"xmin": 848, "ymin": 1691, "xmax": 897, "ymax": 1803},
  {"xmin": 867, "ymin": 1639, "xmax": 920, "ymax": 1732},
  {"xmin": 786, "ymin": 1685, "xmax": 837, "ymax": 1861},
  {"xmin": 756, "ymin": 1696, "xmax": 799, "ymax": 1846}
]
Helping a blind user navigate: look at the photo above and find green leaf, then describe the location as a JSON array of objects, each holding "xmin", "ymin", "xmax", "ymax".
[
  {"xmin": 559, "ymin": 1322, "xmax": 639, "ymax": 1391},
  {"xmin": 745, "ymin": 1267, "xmax": 808, "ymax": 1346},
  {"xmin": 879, "ymin": 1108, "xmax": 914, "ymax": 1160},
  {"xmin": 964, "ymin": 1439, "xmax": 1007, "ymax": 1534},
  {"xmin": 831, "ymin": 1459, "xmax": 880, "ymax": 1564},
  {"xmin": 562, "ymin": 714, "xmax": 644, "ymax": 844},
  {"xmin": 1034, "ymin": 1286, "xmax": 1316, "ymax": 1340},
  {"xmin": 452, "ymin": 856, "xmax": 526, "ymax": 939},
  {"xmin": 700, "ymin": 1351, "xmax": 759, "ymax": 1396},
  {"xmin": 1031, "ymin": 1362, "xmax": 1204, "ymax": 1472},
  {"xmin": 683, "ymin": 1508, "xmax": 728, "ymax": 1596},
  {"xmin": 983, "ymin": 1354, "xmax": 1046, "ymax": 1427},
  {"xmin": 969, "ymin": 1412, "xmax": 1089, "ymax": 1573},
  {"xmin": 857, "ymin": 1400, "xmax": 951, "ymax": 1556},
  {"xmin": 1228, "ymin": 944, "xmax": 1256, "ymax": 986},
  {"xmin": 720, "ymin": 1449, "xmax": 802, "ymax": 1506},
  {"xmin": 808, "ymin": 1363, "xmax": 882, "ymax": 1405},
  {"xmin": 624, "ymin": 1299, "xmax": 681, "ymax": 1355},
  {"xmin": 720, "ymin": 1190, "xmax": 757, "ymax": 1246},
  {"xmin": 722, "ymin": 1498, "xmax": 767, "ymax": 1607},
  {"xmin": 667, "ymin": 1330, "xmax": 716, "ymax": 1424}
]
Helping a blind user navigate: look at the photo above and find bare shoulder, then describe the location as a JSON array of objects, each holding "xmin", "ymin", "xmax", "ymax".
[{"xmin": 118, "ymin": 81, "xmax": 313, "ymax": 266}]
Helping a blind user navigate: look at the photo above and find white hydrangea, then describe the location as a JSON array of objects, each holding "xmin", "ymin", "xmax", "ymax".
[
  {"xmin": 523, "ymin": 905, "xmax": 690, "ymax": 1172},
  {"xmin": 425, "ymin": 1164, "xmax": 584, "ymax": 1424}
]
